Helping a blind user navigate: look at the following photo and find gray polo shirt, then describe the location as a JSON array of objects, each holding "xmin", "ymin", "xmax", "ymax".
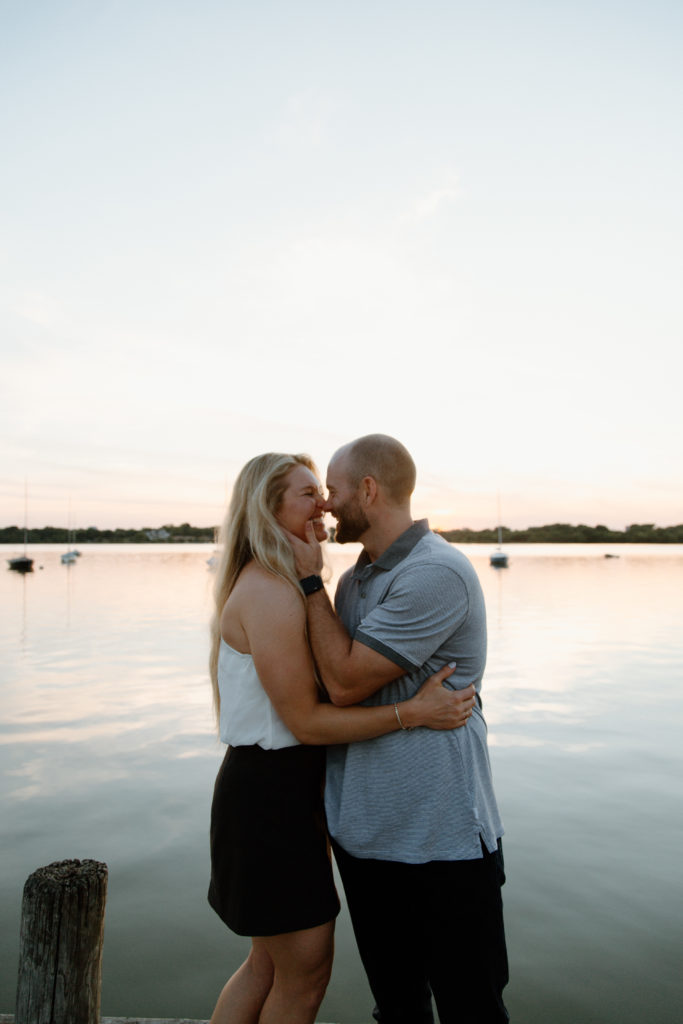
[{"xmin": 325, "ymin": 519, "xmax": 504, "ymax": 863}]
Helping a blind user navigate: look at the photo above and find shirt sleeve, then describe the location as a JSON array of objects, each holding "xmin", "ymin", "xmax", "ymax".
[{"xmin": 354, "ymin": 562, "xmax": 470, "ymax": 670}]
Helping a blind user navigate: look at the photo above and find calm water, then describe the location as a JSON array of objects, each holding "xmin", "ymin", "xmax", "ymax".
[{"xmin": 1, "ymin": 543, "xmax": 682, "ymax": 1022}]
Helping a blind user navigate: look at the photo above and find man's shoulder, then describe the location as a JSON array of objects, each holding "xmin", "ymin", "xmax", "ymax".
[
  {"xmin": 407, "ymin": 530, "xmax": 476, "ymax": 574},
  {"xmin": 394, "ymin": 533, "xmax": 483, "ymax": 603}
]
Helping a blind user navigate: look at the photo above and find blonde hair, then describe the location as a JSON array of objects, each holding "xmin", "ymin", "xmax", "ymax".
[{"xmin": 209, "ymin": 452, "xmax": 319, "ymax": 722}]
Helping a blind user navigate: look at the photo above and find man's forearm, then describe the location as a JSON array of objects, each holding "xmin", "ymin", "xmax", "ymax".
[
  {"xmin": 304, "ymin": 588, "xmax": 358, "ymax": 704},
  {"xmin": 286, "ymin": 523, "xmax": 394, "ymax": 702}
]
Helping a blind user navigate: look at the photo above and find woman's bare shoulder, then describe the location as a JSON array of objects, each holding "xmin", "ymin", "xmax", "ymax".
[
  {"xmin": 234, "ymin": 562, "xmax": 303, "ymax": 617},
  {"xmin": 222, "ymin": 562, "xmax": 304, "ymax": 652}
]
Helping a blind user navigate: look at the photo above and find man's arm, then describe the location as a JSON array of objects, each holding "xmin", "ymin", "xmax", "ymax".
[
  {"xmin": 287, "ymin": 522, "xmax": 405, "ymax": 705},
  {"xmin": 303, "ymin": 585, "xmax": 406, "ymax": 705},
  {"xmin": 241, "ymin": 570, "xmax": 473, "ymax": 740}
]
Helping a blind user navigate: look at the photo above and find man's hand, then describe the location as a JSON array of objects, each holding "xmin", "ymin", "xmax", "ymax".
[{"xmin": 283, "ymin": 520, "xmax": 325, "ymax": 578}]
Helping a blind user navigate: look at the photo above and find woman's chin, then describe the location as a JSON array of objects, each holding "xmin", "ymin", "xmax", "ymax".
[{"xmin": 313, "ymin": 522, "xmax": 328, "ymax": 542}]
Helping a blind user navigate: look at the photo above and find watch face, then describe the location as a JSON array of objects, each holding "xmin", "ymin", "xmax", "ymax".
[{"xmin": 301, "ymin": 575, "xmax": 324, "ymax": 595}]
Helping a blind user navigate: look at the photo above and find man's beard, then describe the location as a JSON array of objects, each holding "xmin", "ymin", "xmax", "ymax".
[{"xmin": 334, "ymin": 496, "xmax": 370, "ymax": 544}]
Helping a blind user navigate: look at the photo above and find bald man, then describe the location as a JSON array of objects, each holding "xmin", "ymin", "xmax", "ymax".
[{"xmin": 288, "ymin": 434, "xmax": 509, "ymax": 1024}]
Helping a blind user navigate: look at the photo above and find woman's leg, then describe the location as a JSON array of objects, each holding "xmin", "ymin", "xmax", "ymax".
[
  {"xmin": 255, "ymin": 919, "xmax": 335, "ymax": 1024},
  {"xmin": 210, "ymin": 941, "xmax": 275, "ymax": 1024}
]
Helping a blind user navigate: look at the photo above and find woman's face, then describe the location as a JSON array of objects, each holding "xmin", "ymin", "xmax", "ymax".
[{"xmin": 276, "ymin": 464, "xmax": 327, "ymax": 543}]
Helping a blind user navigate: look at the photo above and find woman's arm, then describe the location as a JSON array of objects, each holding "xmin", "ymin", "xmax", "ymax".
[{"xmin": 238, "ymin": 569, "xmax": 474, "ymax": 745}]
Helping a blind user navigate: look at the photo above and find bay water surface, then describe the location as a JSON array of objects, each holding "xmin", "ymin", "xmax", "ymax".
[{"xmin": 1, "ymin": 542, "xmax": 682, "ymax": 1022}]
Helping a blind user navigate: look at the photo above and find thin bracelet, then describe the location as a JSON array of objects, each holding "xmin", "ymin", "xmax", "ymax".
[{"xmin": 394, "ymin": 703, "xmax": 412, "ymax": 731}]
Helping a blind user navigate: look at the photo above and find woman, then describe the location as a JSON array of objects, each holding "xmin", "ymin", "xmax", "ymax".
[{"xmin": 207, "ymin": 453, "xmax": 476, "ymax": 1024}]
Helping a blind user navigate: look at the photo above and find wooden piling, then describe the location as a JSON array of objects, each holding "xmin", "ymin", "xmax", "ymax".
[{"xmin": 15, "ymin": 858, "xmax": 108, "ymax": 1024}]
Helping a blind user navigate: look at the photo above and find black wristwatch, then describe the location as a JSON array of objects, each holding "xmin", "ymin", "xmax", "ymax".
[{"xmin": 299, "ymin": 574, "xmax": 324, "ymax": 596}]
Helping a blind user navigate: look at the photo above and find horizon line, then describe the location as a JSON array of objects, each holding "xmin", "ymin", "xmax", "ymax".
[{"xmin": 2, "ymin": 521, "xmax": 682, "ymax": 534}]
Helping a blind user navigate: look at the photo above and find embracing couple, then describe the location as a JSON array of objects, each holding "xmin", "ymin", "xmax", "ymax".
[{"xmin": 207, "ymin": 434, "xmax": 509, "ymax": 1024}]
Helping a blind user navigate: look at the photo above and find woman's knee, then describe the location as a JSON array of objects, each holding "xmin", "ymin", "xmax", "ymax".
[
  {"xmin": 245, "ymin": 942, "xmax": 275, "ymax": 987},
  {"xmin": 279, "ymin": 960, "xmax": 331, "ymax": 1013},
  {"xmin": 261, "ymin": 921, "xmax": 334, "ymax": 993},
  {"xmin": 305, "ymin": 947, "xmax": 333, "ymax": 996}
]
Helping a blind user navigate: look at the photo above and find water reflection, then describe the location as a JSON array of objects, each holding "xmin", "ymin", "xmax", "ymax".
[{"xmin": 1, "ymin": 543, "xmax": 682, "ymax": 1023}]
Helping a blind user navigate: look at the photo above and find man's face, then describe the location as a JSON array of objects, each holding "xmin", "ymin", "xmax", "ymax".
[{"xmin": 324, "ymin": 455, "xmax": 370, "ymax": 544}]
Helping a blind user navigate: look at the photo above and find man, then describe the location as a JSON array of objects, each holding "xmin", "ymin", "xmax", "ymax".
[{"xmin": 288, "ymin": 433, "xmax": 509, "ymax": 1024}]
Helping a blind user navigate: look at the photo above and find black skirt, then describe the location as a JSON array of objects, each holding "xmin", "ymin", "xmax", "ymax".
[{"xmin": 208, "ymin": 743, "xmax": 340, "ymax": 937}]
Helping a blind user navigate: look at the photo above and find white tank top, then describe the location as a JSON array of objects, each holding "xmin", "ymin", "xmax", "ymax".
[{"xmin": 217, "ymin": 637, "xmax": 300, "ymax": 750}]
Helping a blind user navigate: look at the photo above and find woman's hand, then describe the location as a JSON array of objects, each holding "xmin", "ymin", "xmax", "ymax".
[
  {"xmin": 282, "ymin": 520, "xmax": 324, "ymax": 578},
  {"xmin": 399, "ymin": 663, "xmax": 477, "ymax": 731}
]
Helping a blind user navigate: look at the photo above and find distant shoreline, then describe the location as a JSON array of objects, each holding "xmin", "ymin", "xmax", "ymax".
[
  {"xmin": 2, "ymin": 522, "xmax": 682, "ymax": 544},
  {"xmin": 436, "ymin": 523, "xmax": 683, "ymax": 544}
]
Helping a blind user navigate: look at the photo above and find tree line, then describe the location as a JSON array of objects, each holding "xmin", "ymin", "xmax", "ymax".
[
  {"xmin": 436, "ymin": 523, "xmax": 683, "ymax": 544},
  {"xmin": 2, "ymin": 521, "xmax": 683, "ymax": 544},
  {"xmin": 0, "ymin": 523, "xmax": 215, "ymax": 543}
]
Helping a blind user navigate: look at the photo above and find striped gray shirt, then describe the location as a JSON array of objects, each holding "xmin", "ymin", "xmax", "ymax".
[{"xmin": 325, "ymin": 520, "xmax": 504, "ymax": 863}]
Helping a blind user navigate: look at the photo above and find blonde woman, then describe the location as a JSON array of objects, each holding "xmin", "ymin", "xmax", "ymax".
[{"xmin": 207, "ymin": 453, "xmax": 476, "ymax": 1024}]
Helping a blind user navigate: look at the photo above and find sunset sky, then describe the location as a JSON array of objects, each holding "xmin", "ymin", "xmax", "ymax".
[{"xmin": 2, "ymin": 0, "xmax": 681, "ymax": 531}]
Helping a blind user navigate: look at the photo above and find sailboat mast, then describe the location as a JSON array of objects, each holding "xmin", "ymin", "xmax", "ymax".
[{"xmin": 23, "ymin": 480, "xmax": 28, "ymax": 554}]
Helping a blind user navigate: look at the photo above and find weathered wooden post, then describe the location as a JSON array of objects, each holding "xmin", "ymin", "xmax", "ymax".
[{"xmin": 16, "ymin": 859, "xmax": 108, "ymax": 1024}]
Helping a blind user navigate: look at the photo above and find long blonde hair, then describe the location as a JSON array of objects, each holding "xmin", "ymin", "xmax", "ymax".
[{"xmin": 209, "ymin": 453, "xmax": 319, "ymax": 721}]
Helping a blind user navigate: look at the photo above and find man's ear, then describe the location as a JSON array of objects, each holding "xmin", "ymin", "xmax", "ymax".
[{"xmin": 362, "ymin": 476, "xmax": 378, "ymax": 505}]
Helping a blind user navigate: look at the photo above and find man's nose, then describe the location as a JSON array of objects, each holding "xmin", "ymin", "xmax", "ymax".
[{"xmin": 322, "ymin": 497, "xmax": 334, "ymax": 512}]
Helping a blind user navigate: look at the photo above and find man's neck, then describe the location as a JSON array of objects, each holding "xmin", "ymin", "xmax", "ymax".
[{"xmin": 361, "ymin": 511, "xmax": 414, "ymax": 563}]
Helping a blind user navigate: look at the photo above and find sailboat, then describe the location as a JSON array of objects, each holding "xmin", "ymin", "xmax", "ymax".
[
  {"xmin": 61, "ymin": 502, "xmax": 80, "ymax": 564},
  {"xmin": 7, "ymin": 482, "xmax": 34, "ymax": 572},
  {"xmin": 489, "ymin": 493, "xmax": 509, "ymax": 568},
  {"xmin": 206, "ymin": 527, "xmax": 219, "ymax": 571}
]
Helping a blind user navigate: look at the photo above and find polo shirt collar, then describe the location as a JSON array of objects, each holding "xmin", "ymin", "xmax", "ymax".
[{"xmin": 353, "ymin": 518, "xmax": 430, "ymax": 575}]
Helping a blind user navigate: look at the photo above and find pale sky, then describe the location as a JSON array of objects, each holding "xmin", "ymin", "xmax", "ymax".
[{"xmin": 2, "ymin": 0, "xmax": 681, "ymax": 531}]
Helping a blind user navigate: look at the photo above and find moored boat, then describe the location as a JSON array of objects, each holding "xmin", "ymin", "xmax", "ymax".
[
  {"xmin": 8, "ymin": 481, "xmax": 34, "ymax": 572},
  {"xmin": 7, "ymin": 554, "xmax": 34, "ymax": 572},
  {"xmin": 489, "ymin": 494, "xmax": 509, "ymax": 568},
  {"xmin": 61, "ymin": 502, "xmax": 80, "ymax": 564}
]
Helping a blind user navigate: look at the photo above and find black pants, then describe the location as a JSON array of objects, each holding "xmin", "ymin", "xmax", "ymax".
[{"xmin": 332, "ymin": 838, "xmax": 510, "ymax": 1024}]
